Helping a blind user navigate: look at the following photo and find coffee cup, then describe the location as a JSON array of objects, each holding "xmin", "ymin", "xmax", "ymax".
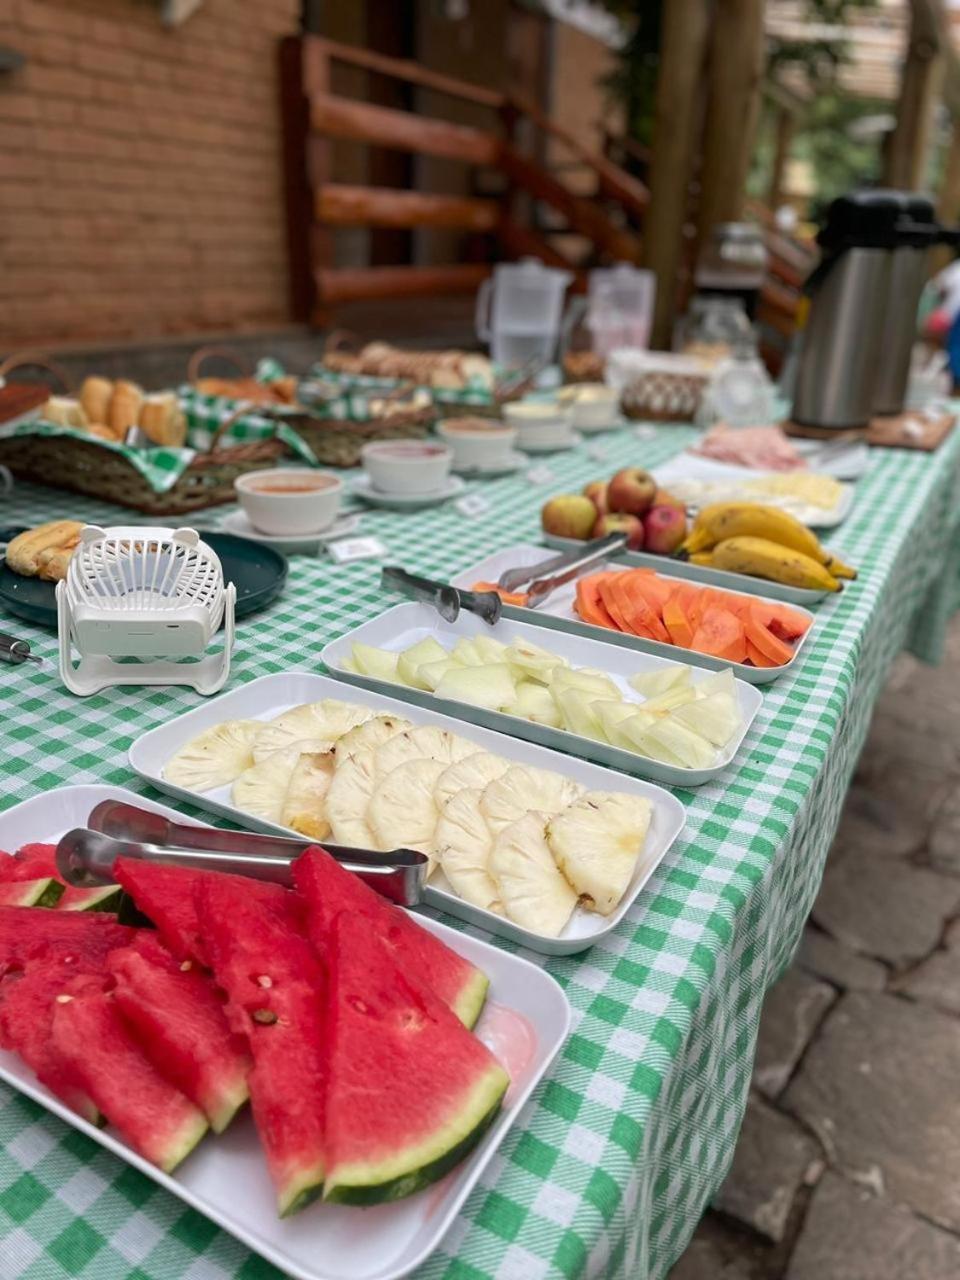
[
  {"xmin": 502, "ymin": 401, "xmax": 575, "ymax": 450},
  {"xmin": 234, "ymin": 468, "xmax": 342, "ymax": 535},
  {"xmin": 557, "ymin": 383, "xmax": 619, "ymax": 429},
  {"xmin": 361, "ymin": 440, "xmax": 452, "ymax": 496},
  {"xmin": 436, "ymin": 417, "xmax": 518, "ymax": 470}
]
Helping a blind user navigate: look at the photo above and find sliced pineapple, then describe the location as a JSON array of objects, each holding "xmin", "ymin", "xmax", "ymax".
[
  {"xmin": 481, "ymin": 765, "xmax": 582, "ymax": 835},
  {"xmin": 374, "ymin": 725, "xmax": 476, "ymax": 776},
  {"xmin": 164, "ymin": 719, "xmax": 264, "ymax": 792},
  {"xmin": 434, "ymin": 788, "xmax": 502, "ymax": 913},
  {"xmin": 546, "ymin": 791, "xmax": 652, "ymax": 915},
  {"xmin": 334, "ymin": 713, "xmax": 412, "ymax": 765},
  {"xmin": 489, "ymin": 811, "xmax": 577, "ymax": 936},
  {"xmin": 281, "ymin": 750, "xmax": 335, "ymax": 839},
  {"xmin": 434, "ymin": 751, "xmax": 510, "ymax": 811},
  {"xmin": 232, "ymin": 747, "xmax": 304, "ymax": 824},
  {"xmin": 253, "ymin": 700, "xmax": 372, "ymax": 762},
  {"xmin": 368, "ymin": 757, "xmax": 446, "ymax": 858},
  {"xmin": 326, "ymin": 746, "xmax": 378, "ymax": 847}
]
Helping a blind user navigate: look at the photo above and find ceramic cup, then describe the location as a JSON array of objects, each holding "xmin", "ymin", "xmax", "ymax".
[
  {"xmin": 502, "ymin": 401, "xmax": 575, "ymax": 450},
  {"xmin": 361, "ymin": 440, "xmax": 453, "ymax": 496},
  {"xmin": 556, "ymin": 383, "xmax": 620, "ymax": 429},
  {"xmin": 234, "ymin": 468, "xmax": 342, "ymax": 535},
  {"xmin": 436, "ymin": 417, "xmax": 518, "ymax": 470}
]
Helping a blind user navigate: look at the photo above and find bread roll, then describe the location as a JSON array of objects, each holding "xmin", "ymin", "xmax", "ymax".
[
  {"xmin": 87, "ymin": 424, "xmax": 120, "ymax": 441},
  {"xmin": 138, "ymin": 392, "xmax": 187, "ymax": 447},
  {"xmin": 43, "ymin": 396, "xmax": 88, "ymax": 429},
  {"xmin": 79, "ymin": 376, "xmax": 114, "ymax": 426},
  {"xmin": 108, "ymin": 379, "xmax": 144, "ymax": 434},
  {"xmin": 6, "ymin": 521, "xmax": 83, "ymax": 578},
  {"xmin": 36, "ymin": 544, "xmax": 79, "ymax": 583}
]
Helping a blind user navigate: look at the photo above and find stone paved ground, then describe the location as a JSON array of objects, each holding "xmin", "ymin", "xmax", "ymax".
[{"xmin": 667, "ymin": 616, "xmax": 960, "ymax": 1280}]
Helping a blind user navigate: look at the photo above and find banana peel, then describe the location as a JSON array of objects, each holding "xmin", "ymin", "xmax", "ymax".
[{"xmin": 709, "ymin": 536, "xmax": 842, "ymax": 592}]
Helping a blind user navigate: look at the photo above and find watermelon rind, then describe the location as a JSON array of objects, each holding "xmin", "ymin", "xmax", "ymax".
[
  {"xmin": 323, "ymin": 1066, "xmax": 507, "ymax": 1206},
  {"xmin": 58, "ymin": 885, "xmax": 124, "ymax": 914},
  {"xmin": 452, "ymin": 969, "xmax": 490, "ymax": 1032},
  {"xmin": 0, "ymin": 878, "xmax": 64, "ymax": 909},
  {"xmin": 279, "ymin": 1158, "xmax": 328, "ymax": 1218}
]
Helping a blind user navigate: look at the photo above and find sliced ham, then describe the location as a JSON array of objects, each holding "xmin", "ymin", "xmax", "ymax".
[{"xmin": 692, "ymin": 425, "xmax": 806, "ymax": 472}]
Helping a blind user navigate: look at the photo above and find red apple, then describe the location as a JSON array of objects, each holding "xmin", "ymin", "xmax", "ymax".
[
  {"xmin": 643, "ymin": 504, "xmax": 687, "ymax": 555},
  {"xmin": 541, "ymin": 494, "xmax": 598, "ymax": 541},
  {"xmin": 607, "ymin": 467, "xmax": 657, "ymax": 517},
  {"xmin": 593, "ymin": 512, "xmax": 644, "ymax": 550},
  {"xmin": 653, "ymin": 487, "xmax": 685, "ymax": 512},
  {"xmin": 582, "ymin": 480, "xmax": 609, "ymax": 516}
]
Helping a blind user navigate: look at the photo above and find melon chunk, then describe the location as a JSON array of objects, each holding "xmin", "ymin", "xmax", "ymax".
[
  {"xmin": 350, "ymin": 643, "xmax": 400, "ymax": 683},
  {"xmin": 397, "ymin": 637, "xmax": 449, "ymax": 689},
  {"xmin": 321, "ymin": 913, "xmax": 509, "ymax": 1205},
  {"xmin": 434, "ymin": 664, "xmax": 516, "ymax": 712}
]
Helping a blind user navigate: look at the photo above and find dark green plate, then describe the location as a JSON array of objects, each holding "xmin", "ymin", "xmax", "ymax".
[{"xmin": 0, "ymin": 527, "xmax": 288, "ymax": 630}]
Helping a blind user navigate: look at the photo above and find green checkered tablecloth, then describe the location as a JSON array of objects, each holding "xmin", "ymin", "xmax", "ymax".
[{"xmin": 2, "ymin": 422, "xmax": 960, "ymax": 1280}]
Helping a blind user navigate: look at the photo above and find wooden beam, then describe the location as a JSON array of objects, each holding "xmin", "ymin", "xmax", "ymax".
[
  {"xmin": 498, "ymin": 219, "xmax": 578, "ymax": 270},
  {"xmin": 885, "ymin": 0, "xmax": 943, "ymax": 189},
  {"xmin": 697, "ymin": 0, "xmax": 766, "ymax": 244},
  {"xmin": 316, "ymin": 185, "xmax": 499, "ymax": 231},
  {"xmin": 768, "ymin": 106, "xmax": 796, "ymax": 209},
  {"xmin": 643, "ymin": 0, "xmax": 712, "ymax": 348},
  {"xmin": 934, "ymin": 117, "xmax": 960, "ymax": 271},
  {"xmin": 278, "ymin": 37, "xmax": 319, "ymax": 324},
  {"xmin": 301, "ymin": 35, "xmax": 505, "ymax": 110},
  {"xmin": 315, "ymin": 264, "xmax": 490, "ymax": 306},
  {"xmin": 310, "ymin": 93, "xmax": 500, "ymax": 166}
]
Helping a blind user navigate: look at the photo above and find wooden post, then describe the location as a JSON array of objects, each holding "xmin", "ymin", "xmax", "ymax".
[
  {"xmin": 933, "ymin": 118, "xmax": 960, "ymax": 271},
  {"xmin": 697, "ymin": 0, "xmax": 766, "ymax": 245},
  {"xmin": 885, "ymin": 0, "xmax": 943, "ymax": 190},
  {"xmin": 643, "ymin": 0, "xmax": 712, "ymax": 349},
  {"xmin": 278, "ymin": 38, "xmax": 320, "ymax": 324},
  {"xmin": 768, "ymin": 106, "xmax": 796, "ymax": 210}
]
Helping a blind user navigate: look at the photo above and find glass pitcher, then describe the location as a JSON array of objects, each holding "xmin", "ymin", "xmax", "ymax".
[
  {"xmin": 475, "ymin": 258, "xmax": 573, "ymax": 369},
  {"xmin": 586, "ymin": 263, "xmax": 656, "ymax": 354}
]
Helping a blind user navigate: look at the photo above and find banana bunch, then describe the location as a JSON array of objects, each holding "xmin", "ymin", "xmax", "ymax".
[{"xmin": 682, "ymin": 503, "xmax": 856, "ymax": 592}]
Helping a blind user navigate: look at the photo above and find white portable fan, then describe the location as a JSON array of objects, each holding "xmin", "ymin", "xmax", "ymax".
[{"xmin": 56, "ymin": 525, "xmax": 236, "ymax": 697}]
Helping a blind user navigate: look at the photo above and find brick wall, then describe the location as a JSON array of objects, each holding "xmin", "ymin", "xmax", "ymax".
[{"xmin": 0, "ymin": 0, "xmax": 302, "ymax": 349}]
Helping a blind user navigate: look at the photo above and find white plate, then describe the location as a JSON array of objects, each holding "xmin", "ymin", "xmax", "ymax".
[
  {"xmin": 515, "ymin": 431, "xmax": 583, "ymax": 455},
  {"xmin": 129, "ymin": 673, "xmax": 686, "ymax": 956},
  {"xmin": 322, "ymin": 604, "xmax": 761, "ymax": 787},
  {"xmin": 539, "ymin": 534, "xmax": 832, "ymax": 606},
  {"xmin": 0, "ymin": 783, "xmax": 570, "ymax": 1280},
  {"xmin": 652, "ymin": 455, "xmax": 855, "ymax": 528},
  {"xmin": 574, "ymin": 417, "xmax": 631, "ymax": 436},
  {"xmin": 451, "ymin": 543, "xmax": 816, "ymax": 685},
  {"xmin": 451, "ymin": 451, "xmax": 527, "ymax": 478},
  {"xmin": 217, "ymin": 511, "xmax": 362, "ymax": 553},
  {"xmin": 791, "ymin": 438, "xmax": 870, "ymax": 481},
  {"xmin": 351, "ymin": 475, "xmax": 466, "ymax": 510}
]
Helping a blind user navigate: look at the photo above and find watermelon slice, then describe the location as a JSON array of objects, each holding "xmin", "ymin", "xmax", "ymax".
[
  {"xmin": 0, "ymin": 959, "xmax": 107, "ymax": 1123},
  {"xmin": 52, "ymin": 989, "xmax": 208, "ymax": 1173},
  {"xmin": 8, "ymin": 844, "xmax": 122, "ymax": 913},
  {"xmin": 0, "ymin": 907, "xmax": 133, "ymax": 975},
  {"xmin": 193, "ymin": 872, "xmax": 326, "ymax": 1216},
  {"xmin": 113, "ymin": 857, "xmax": 293, "ymax": 962},
  {"xmin": 0, "ymin": 878, "xmax": 64, "ymax": 908},
  {"xmin": 322, "ymin": 913, "xmax": 509, "ymax": 1204},
  {"xmin": 107, "ymin": 936, "xmax": 251, "ymax": 1134},
  {"xmin": 293, "ymin": 846, "xmax": 489, "ymax": 1028}
]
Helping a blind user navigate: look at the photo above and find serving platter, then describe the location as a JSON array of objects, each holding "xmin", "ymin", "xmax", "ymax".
[
  {"xmin": 0, "ymin": 784, "xmax": 571, "ymax": 1280},
  {"xmin": 321, "ymin": 603, "xmax": 762, "ymax": 787},
  {"xmin": 450, "ymin": 543, "xmax": 816, "ymax": 685},
  {"xmin": 539, "ymin": 534, "xmax": 831, "ymax": 606},
  {"xmin": 651, "ymin": 455, "xmax": 855, "ymax": 528},
  {"xmin": 129, "ymin": 672, "xmax": 686, "ymax": 956}
]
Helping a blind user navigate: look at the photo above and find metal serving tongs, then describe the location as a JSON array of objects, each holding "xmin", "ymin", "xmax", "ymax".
[
  {"xmin": 54, "ymin": 800, "xmax": 428, "ymax": 907},
  {"xmin": 497, "ymin": 532, "xmax": 628, "ymax": 594},
  {"xmin": 381, "ymin": 565, "xmax": 502, "ymax": 625}
]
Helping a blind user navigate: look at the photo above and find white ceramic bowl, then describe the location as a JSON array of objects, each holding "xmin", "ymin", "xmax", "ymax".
[
  {"xmin": 557, "ymin": 383, "xmax": 620, "ymax": 429},
  {"xmin": 436, "ymin": 417, "xmax": 518, "ymax": 469},
  {"xmin": 502, "ymin": 402, "xmax": 575, "ymax": 450},
  {"xmin": 361, "ymin": 440, "xmax": 452, "ymax": 496},
  {"xmin": 234, "ymin": 468, "xmax": 342, "ymax": 535}
]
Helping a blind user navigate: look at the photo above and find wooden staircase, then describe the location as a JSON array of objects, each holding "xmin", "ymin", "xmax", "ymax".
[{"xmin": 278, "ymin": 36, "xmax": 649, "ymax": 325}]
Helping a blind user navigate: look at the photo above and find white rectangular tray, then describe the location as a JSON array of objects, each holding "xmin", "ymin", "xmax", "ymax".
[
  {"xmin": 652, "ymin": 454, "xmax": 856, "ymax": 528},
  {"xmin": 451, "ymin": 543, "xmax": 816, "ymax": 685},
  {"xmin": 129, "ymin": 672, "xmax": 686, "ymax": 955},
  {"xmin": 321, "ymin": 603, "xmax": 761, "ymax": 787},
  {"xmin": 0, "ymin": 784, "xmax": 571, "ymax": 1280},
  {"xmin": 540, "ymin": 534, "xmax": 830, "ymax": 606}
]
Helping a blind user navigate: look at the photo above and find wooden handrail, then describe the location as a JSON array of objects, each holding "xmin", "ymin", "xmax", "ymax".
[
  {"xmin": 315, "ymin": 264, "xmax": 490, "ymax": 307},
  {"xmin": 310, "ymin": 93, "xmax": 500, "ymax": 166},
  {"xmin": 302, "ymin": 35, "xmax": 505, "ymax": 111},
  {"xmin": 317, "ymin": 184, "xmax": 499, "ymax": 231}
]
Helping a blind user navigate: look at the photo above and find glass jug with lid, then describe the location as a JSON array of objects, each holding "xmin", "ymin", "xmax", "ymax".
[
  {"xmin": 475, "ymin": 258, "xmax": 573, "ymax": 368},
  {"xmin": 586, "ymin": 263, "xmax": 655, "ymax": 354}
]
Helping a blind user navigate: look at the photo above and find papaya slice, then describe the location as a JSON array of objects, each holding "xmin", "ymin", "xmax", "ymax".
[
  {"xmin": 745, "ymin": 639, "xmax": 778, "ymax": 668},
  {"xmin": 625, "ymin": 570, "xmax": 673, "ymax": 614},
  {"xmin": 619, "ymin": 575, "xmax": 671, "ymax": 643},
  {"xmin": 662, "ymin": 595, "xmax": 694, "ymax": 649},
  {"xmin": 689, "ymin": 607, "xmax": 747, "ymax": 663},
  {"xmin": 745, "ymin": 604, "xmax": 796, "ymax": 666},
  {"xmin": 597, "ymin": 576, "xmax": 634, "ymax": 634},
  {"xmin": 575, "ymin": 575, "xmax": 617, "ymax": 630},
  {"xmin": 470, "ymin": 581, "xmax": 529, "ymax": 607}
]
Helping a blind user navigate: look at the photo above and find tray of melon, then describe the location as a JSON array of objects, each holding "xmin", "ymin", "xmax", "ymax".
[{"xmin": 454, "ymin": 543, "xmax": 815, "ymax": 685}]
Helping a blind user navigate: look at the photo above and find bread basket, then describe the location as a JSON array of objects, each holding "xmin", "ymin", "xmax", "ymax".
[{"xmin": 606, "ymin": 349, "xmax": 710, "ymax": 423}]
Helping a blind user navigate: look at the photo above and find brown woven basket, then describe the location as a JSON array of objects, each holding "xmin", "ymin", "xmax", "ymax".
[
  {"xmin": 620, "ymin": 370, "xmax": 708, "ymax": 423},
  {"xmin": 280, "ymin": 407, "xmax": 434, "ymax": 468},
  {"xmin": 0, "ymin": 353, "xmax": 287, "ymax": 515}
]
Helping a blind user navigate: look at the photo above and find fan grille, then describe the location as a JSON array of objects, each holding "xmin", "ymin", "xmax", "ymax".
[{"xmin": 66, "ymin": 528, "xmax": 224, "ymax": 616}]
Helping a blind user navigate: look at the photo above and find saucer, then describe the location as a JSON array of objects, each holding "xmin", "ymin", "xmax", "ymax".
[
  {"xmin": 451, "ymin": 450, "xmax": 526, "ymax": 478},
  {"xmin": 219, "ymin": 509, "xmax": 361, "ymax": 553},
  {"xmin": 516, "ymin": 431, "xmax": 583, "ymax": 455},
  {"xmin": 576, "ymin": 417, "xmax": 630, "ymax": 435},
  {"xmin": 351, "ymin": 474, "xmax": 466, "ymax": 510}
]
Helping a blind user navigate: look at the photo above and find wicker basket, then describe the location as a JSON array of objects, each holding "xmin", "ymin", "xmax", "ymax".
[
  {"xmin": 608, "ymin": 352, "xmax": 710, "ymax": 424},
  {"xmin": 279, "ymin": 407, "xmax": 435, "ymax": 468},
  {"xmin": 0, "ymin": 354, "xmax": 288, "ymax": 515}
]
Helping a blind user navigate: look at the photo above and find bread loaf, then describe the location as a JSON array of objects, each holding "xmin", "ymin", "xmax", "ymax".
[
  {"xmin": 79, "ymin": 376, "xmax": 114, "ymax": 426},
  {"xmin": 6, "ymin": 521, "xmax": 83, "ymax": 580},
  {"xmin": 108, "ymin": 379, "xmax": 144, "ymax": 434},
  {"xmin": 43, "ymin": 397, "xmax": 88, "ymax": 429},
  {"xmin": 139, "ymin": 392, "xmax": 187, "ymax": 447}
]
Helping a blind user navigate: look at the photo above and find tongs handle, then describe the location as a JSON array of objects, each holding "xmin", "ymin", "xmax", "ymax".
[
  {"xmin": 381, "ymin": 566, "xmax": 502, "ymax": 626},
  {"xmin": 525, "ymin": 533, "xmax": 628, "ymax": 606},
  {"xmin": 498, "ymin": 532, "xmax": 627, "ymax": 593}
]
